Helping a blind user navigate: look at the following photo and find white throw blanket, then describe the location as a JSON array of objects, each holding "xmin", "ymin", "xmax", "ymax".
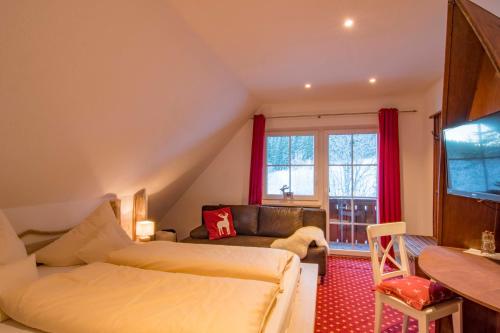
[{"xmin": 270, "ymin": 226, "xmax": 328, "ymax": 259}]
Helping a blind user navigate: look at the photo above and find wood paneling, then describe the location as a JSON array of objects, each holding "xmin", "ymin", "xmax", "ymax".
[
  {"xmin": 434, "ymin": 1, "xmax": 500, "ymax": 332},
  {"xmin": 441, "ymin": 195, "xmax": 499, "ymax": 250},
  {"xmin": 132, "ymin": 189, "xmax": 148, "ymax": 241},
  {"xmin": 442, "ymin": 3, "xmax": 484, "ymax": 127},
  {"xmin": 439, "ymin": 0, "xmax": 500, "ymax": 251},
  {"xmin": 431, "ymin": 112, "xmax": 442, "ymax": 239},
  {"xmin": 469, "ymin": 52, "xmax": 500, "ymax": 120},
  {"xmin": 457, "ymin": 0, "xmax": 500, "ymax": 73}
]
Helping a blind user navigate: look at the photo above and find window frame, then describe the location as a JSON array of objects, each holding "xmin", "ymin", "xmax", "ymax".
[
  {"xmin": 327, "ymin": 130, "xmax": 379, "ymax": 200},
  {"xmin": 326, "ymin": 129, "xmax": 379, "ymax": 251},
  {"xmin": 263, "ymin": 131, "xmax": 319, "ymax": 201}
]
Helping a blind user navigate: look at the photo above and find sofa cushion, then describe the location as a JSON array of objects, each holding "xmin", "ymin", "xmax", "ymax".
[
  {"xmin": 230, "ymin": 205, "xmax": 259, "ymax": 235},
  {"xmin": 258, "ymin": 206, "xmax": 303, "ymax": 238},
  {"xmin": 202, "ymin": 205, "xmax": 259, "ymax": 236},
  {"xmin": 201, "ymin": 205, "xmax": 221, "ymax": 225},
  {"xmin": 303, "ymin": 208, "xmax": 326, "ymax": 234},
  {"xmin": 182, "ymin": 235, "xmax": 278, "ymax": 248},
  {"xmin": 202, "ymin": 207, "xmax": 236, "ymax": 240},
  {"xmin": 190, "ymin": 225, "xmax": 208, "ymax": 239},
  {"xmin": 376, "ymin": 275, "xmax": 454, "ymax": 310}
]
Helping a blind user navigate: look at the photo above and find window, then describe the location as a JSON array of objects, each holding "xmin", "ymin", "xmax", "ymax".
[
  {"xmin": 265, "ymin": 134, "xmax": 316, "ymax": 198},
  {"xmin": 328, "ymin": 133, "xmax": 378, "ymax": 251}
]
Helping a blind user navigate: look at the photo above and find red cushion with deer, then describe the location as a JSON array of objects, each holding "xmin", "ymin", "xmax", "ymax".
[
  {"xmin": 203, "ymin": 207, "xmax": 237, "ymax": 240},
  {"xmin": 376, "ymin": 275, "xmax": 454, "ymax": 310}
]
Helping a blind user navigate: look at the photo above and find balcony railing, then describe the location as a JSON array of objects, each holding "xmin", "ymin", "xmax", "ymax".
[{"xmin": 328, "ymin": 197, "xmax": 377, "ymax": 251}]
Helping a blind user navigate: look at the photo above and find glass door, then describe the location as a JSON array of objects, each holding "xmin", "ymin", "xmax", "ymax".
[{"xmin": 328, "ymin": 132, "xmax": 378, "ymax": 252}]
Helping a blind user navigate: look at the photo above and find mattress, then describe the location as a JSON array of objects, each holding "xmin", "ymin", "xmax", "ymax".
[{"xmin": 0, "ymin": 259, "xmax": 301, "ymax": 333}]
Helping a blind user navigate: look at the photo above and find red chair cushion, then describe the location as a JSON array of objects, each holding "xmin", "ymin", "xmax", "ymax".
[
  {"xmin": 376, "ymin": 275, "xmax": 454, "ymax": 310},
  {"xmin": 202, "ymin": 207, "xmax": 237, "ymax": 240}
]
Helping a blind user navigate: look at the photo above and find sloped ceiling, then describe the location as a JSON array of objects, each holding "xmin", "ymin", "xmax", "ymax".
[
  {"xmin": 0, "ymin": 0, "xmax": 256, "ymax": 218},
  {"xmin": 1, "ymin": 0, "xmax": 452, "ymax": 223},
  {"xmin": 168, "ymin": 0, "xmax": 448, "ymax": 103}
]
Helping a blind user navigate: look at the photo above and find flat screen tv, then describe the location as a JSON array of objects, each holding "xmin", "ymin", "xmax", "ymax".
[{"xmin": 443, "ymin": 111, "xmax": 500, "ymax": 202}]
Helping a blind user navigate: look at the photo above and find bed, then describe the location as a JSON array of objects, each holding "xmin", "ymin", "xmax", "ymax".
[
  {"xmin": 0, "ymin": 258, "xmax": 300, "ymax": 333},
  {"xmin": 0, "ymin": 193, "xmax": 311, "ymax": 333}
]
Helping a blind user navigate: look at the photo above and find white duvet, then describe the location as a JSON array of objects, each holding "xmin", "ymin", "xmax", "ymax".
[
  {"xmin": 107, "ymin": 241, "xmax": 295, "ymax": 284},
  {"xmin": 0, "ymin": 263, "xmax": 280, "ymax": 333}
]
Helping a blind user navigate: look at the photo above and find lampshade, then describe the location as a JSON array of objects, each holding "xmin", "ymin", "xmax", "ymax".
[{"xmin": 136, "ymin": 220, "xmax": 155, "ymax": 237}]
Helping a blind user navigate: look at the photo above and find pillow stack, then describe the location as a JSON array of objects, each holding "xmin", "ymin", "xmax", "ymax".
[
  {"xmin": 35, "ymin": 201, "xmax": 133, "ymax": 266},
  {"xmin": 0, "ymin": 211, "xmax": 38, "ymax": 322},
  {"xmin": 0, "ymin": 202, "xmax": 133, "ymax": 322}
]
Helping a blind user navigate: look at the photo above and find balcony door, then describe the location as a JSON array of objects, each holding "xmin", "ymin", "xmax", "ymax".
[{"xmin": 327, "ymin": 132, "xmax": 378, "ymax": 252}]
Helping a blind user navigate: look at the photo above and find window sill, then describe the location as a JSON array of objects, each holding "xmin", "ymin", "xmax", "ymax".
[{"xmin": 262, "ymin": 199, "xmax": 322, "ymax": 208}]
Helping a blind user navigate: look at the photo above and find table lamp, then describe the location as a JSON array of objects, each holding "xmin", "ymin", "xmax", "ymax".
[{"xmin": 136, "ymin": 220, "xmax": 155, "ymax": 242}]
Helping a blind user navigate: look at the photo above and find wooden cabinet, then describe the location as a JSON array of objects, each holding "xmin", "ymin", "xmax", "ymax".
[
  {"xmin": 438, "ymin": 0, "xmax": 500, "ymax": 255},
  {"xmin": 434, "ymin": 1, "xmax": 500, "ymax": 332}
]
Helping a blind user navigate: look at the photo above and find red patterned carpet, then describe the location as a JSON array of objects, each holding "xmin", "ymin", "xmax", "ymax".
[{"xmin": 315, "ymin": 256, "xmax": 435, "ymax": 333}]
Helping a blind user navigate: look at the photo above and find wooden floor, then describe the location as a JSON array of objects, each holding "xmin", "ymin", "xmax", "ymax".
[{"xmin": 287, "ymin": 263, "xmax": 318, "ymax": 333}]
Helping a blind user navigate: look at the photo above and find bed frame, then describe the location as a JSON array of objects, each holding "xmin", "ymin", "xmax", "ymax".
[
  {"xmin": 18, "ymin": 189, "xmax": 149, "ymax": 253},
  {"xmin": 18, "ymin": 198, "xmax": 122, "ymax": 254}
]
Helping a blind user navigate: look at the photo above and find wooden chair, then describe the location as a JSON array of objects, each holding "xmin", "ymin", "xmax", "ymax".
[{"xmin": 366, "ymin": 222, "xmax": 462, "ymax": 333}]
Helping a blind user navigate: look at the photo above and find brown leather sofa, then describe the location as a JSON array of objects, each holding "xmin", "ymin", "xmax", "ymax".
[{"xmin": 182, "ymin": 205, "xmax": 328, "ymax": 276}]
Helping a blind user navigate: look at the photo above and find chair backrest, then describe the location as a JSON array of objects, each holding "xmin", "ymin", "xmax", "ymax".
[{"xmin": 366, "ymin": 222, "xmax": 411, "ymax": 285}]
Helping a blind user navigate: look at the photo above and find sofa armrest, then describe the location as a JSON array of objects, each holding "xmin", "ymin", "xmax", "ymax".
[
  {"xmin": 190, "ymin": 225, "xmax": 208, "ymax": 239},
  {"xmin": 302, "ymin": 245, "xmax": 328, "ymax": 276}
]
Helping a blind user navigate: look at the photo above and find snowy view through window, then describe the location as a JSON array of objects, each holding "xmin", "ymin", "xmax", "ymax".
[
  {"xmin": 329, "ymin": 133, "xmax": 378, "ymax": 251},
  {"xmin": 265, "ymin": 132, "xmax": 379, "ymax": 252},
  {"xmin": 266, "ymin": 135, "xmax": 315, "ymax": 196},
  {"xmin": 445, "ymin": 120, "xmax": 500, "ymax": 197},
  {"xmin": 329, "ymin": 134, "xmax": 377, "ymax": 198}
]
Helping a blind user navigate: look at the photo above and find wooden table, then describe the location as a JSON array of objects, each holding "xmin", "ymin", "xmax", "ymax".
[{"xmin": 419, "ymin": 246, "xmax": 500, "ymax": 312}]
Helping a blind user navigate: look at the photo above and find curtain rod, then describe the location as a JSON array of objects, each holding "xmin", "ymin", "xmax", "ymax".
[{"xmin": 256, "ymin": 109, "xmax": 417, "ymax": 120}]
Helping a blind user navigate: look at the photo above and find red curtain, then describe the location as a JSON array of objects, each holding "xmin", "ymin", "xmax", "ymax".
[
  {"xmin": 248, "ymin": 114, "xmax": 266, "ymax": 205},
  {"xmin": 378, "ymin": 108, "xmax": 402, "ymax": 250}
]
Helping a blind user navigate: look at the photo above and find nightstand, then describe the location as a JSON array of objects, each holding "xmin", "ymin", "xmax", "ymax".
[{"xmin": 155, "ymin": 229, "xmax": 177, "ymax": 242}]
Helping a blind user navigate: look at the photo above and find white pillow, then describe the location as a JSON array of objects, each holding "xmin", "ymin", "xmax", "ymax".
[
  {"xmin": 76, "ymin": 221, "xmax": 133, "ymax": 264},
  {"xmin": 0, "ymin": 210, "xmax": 27, "ymax": 265},
  {"xmin": 0, "ymin": 255, "xmax": 38, "ymax": 322},
  {"xmin": 35, "ymin": 202, "xmax": 118, "ymax": 266}
]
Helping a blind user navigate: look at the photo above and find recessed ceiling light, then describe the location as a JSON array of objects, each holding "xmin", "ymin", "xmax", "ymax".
[
  {"xmin": 304, "ymin": 83, "xmax": 312, "ymax": 89},
  {"xmin": 369, "ymin": 77, "xmax": 377, "ymax": 84},
  {"xmin": 344, "ymin": 18, "xmax": 354, "ymax": 28}
]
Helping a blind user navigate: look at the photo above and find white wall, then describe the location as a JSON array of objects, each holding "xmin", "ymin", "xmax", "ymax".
[
  {"xmin": 3, "ymin": 197, "xmax": 111, "ymax": 235},
  {"xmin": 416, "ymin": 78, "xmax": 444, "ymax": 236},
  {"xmin": 0, "ymin": 0, "xmax": 255, "ymax": 232},
  {"xmin": 161, "ymin": 122, "xmax": 253, "ymax": 238},
  {"xmin": 1, "ymin": 0, "xmax": 445, "ymax": 237},
  {"xmin": 163, "ymin": 86, "xmax": 444, "ymax": 239}
]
